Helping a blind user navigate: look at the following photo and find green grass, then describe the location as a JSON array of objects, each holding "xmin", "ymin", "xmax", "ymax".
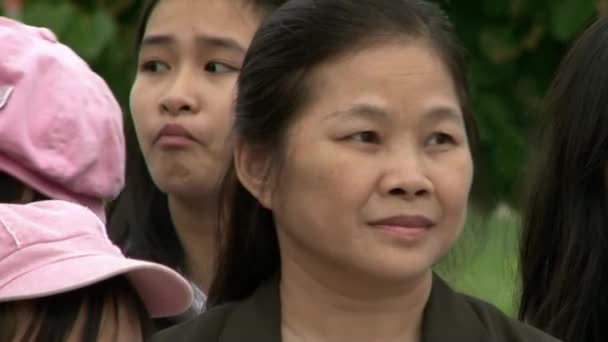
[{"xmin": 434, "ymin": 206, "xmax": 520, "ymax": 316}]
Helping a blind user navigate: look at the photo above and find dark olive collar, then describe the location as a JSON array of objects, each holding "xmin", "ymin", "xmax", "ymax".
[{"xmin": 218, "ymin": 273, "xmax": 489, "ymax": 342}]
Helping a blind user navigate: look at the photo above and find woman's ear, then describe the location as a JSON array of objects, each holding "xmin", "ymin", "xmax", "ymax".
[{"xmin": 233, "ymin": 140, "xmax": 275, "ymax": 209}]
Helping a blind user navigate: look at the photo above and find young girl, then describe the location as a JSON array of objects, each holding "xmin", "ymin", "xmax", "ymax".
[
  {"xmin": 154, "ymin": 1, "xmax": 561, "ymax": 341},
  {"xmin": 107, "ymin": 0, "xmax": 284, "ymax": 315},
  {"xmin": 0, "ymin": 200, "xmax": 192, "ymax": 341},
  {"xmin": 519, "ymin": 17, "xmax": 608, "ymax": 342}
]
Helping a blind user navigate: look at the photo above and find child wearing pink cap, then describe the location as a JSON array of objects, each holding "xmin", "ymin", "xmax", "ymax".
[
  {"xmin": 0, "ymin": 15, "xmax": 124, "ymax": 221},
  {"xmin": 0, "ymin": 200, "xmax": 193, "ymax": 341},
  {"xmin": 0, "ymin": 17, "xmax": 192, "ymax": 341}
]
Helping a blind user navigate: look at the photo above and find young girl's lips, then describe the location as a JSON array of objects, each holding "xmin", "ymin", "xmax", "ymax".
[
  {"xmin": 155, "ymin": 123, "xmax": 197, "ymax": 148},
  {"xmin": 157, "ymin": 135, "xmax": 196, "ymax": 148}
]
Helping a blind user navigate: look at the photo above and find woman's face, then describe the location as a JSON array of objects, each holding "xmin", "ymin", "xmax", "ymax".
[
  {"xmin": 250, "ymin": 40, "xmax": 473, "ymax": 284},
  {"xmin": 130, "ymin": 0, "xmax": 262, "ymax": 201}
]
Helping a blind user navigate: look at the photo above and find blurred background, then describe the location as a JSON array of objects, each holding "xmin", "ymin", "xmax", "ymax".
[{"xmin": 1, "ymin": 0, "xmax": 603, "ymax": 315}]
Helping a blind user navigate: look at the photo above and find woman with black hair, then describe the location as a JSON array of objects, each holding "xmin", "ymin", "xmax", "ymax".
[
  {"xmin": 519, "ymin": 16, "xmax": 608, "ymax": 342},
  {"xmin": 155, "ymin": 1, "xmax": 561, "ymax": 341}
]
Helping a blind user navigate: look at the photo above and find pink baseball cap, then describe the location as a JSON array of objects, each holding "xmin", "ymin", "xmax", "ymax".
[
  {"xmin": 0, "ymin": 200, "xmax": 193, "ymax": 318},
  {"xmin": 0, "ymin": 17, "xmax": 125, "ymax": 221}
]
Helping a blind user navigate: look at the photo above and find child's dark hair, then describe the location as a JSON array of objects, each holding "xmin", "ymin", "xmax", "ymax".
[
  {"xmin": 0, "ymin": 276, "xmax": 151, "ymax": 341},
  {"xmin": 207, "ymin": 0, "xmax": 476, "ymax": 308},
  {"xmin": 519, "ymin": 17, "xmax": 608, "ymax": 342},
  {"xmin": 0, "ymin": 172, "xmax": 49, "ymax": 203}
]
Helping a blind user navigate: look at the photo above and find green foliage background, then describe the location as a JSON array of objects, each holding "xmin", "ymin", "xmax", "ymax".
[{"xmin": 443, "ymin": 0, "xmax": 604, "ymax": 207}]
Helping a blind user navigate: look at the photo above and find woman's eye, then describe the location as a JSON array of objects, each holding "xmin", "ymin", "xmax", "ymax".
[
  {"xmin": 428, "ymin": 132, "xmax": 455, "ymax": 146},
  {"xmin": 140, "ymin": 60, "xmax": 170, "ymax": 73},
  {"xmin": 204, "ymin": 62, "xmax": 238, "ymax": 73},
  {"xmin": 350, "ymin": 131, "xmax": 380, "ymax": 144}
]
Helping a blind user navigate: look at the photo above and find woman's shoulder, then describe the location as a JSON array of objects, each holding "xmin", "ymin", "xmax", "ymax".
[
  {"xmin": 152, "ymin": 303, "xmax": 238, "ymax": 342},
  {"xmin": 152, "ymin": 276, "xmax": 562, "ymax": 342},
  {"xmin": 426, "ymin": 275, "xmax": 562, "ymax": 342}
]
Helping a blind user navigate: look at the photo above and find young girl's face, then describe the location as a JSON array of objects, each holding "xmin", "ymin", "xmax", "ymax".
[
  {"xmin": 252, "ymin": 40, "xmax": 473, "ymax": 284},
  {"xmin": 130, "ymin": 0, "xmax": 262, "ymax": 200},
  {"xmin": 12, "ymin": 296, "xmax": 143, "ymax": 341}
]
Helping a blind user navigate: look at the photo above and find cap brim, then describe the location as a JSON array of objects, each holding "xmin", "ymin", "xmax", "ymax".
[{"xmin": 0, "ymin": 254, "xmax": 193, "ymax": 318}]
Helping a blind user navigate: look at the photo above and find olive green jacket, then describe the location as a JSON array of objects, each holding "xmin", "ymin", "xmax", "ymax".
[{"xmin": 153, "ymin": 274, "xmax": 561, "ymax": 342}]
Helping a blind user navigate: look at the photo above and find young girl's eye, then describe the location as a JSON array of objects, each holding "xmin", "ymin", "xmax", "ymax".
[
  {"xmin": 204, "ymin": 62, "xmax": 239, "ymax": 73},
  {"xmin": 140, "ymin": 60, "xmax": 170, "ymax": 73}
]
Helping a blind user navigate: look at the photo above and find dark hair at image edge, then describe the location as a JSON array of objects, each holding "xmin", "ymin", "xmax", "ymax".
[
  {"xmin": 107, "ymin": 0, "xmax": 286, "ymax": 273},
  {"xmin": 207, "ymin": 0, "xmax": 478, "ymax": 308},
  {"xmin": 518, "ymin": 16, "xmax": 608, "ymax": 342}
]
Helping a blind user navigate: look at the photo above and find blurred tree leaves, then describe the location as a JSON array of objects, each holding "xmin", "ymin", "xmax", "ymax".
[
  {"xmin": 0, "ymin": 0, "xmax": 602, "ymax": 208},
  {"xmin": 21, "ymin": 2, "xmax": 75, "ymax": 36},
  {"xmin": 1, "ymin": 0, "xmax": 141, "ymax": 107},
  {"xmin": 550, "ymin": 0, "xmax": 596, "ymax": 41},
  {"xmin": 442, "ymin": 0, "xmax": 597, "ymax": 208},
  {"xmin": 23, "ymin": 3, "xmax": 116, "ymax": 60}
]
